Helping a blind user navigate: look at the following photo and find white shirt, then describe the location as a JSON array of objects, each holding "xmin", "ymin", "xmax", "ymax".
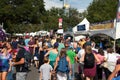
[
  {"xmin": 107, "ymin": 53, "xmax": 120, "ymax": 72},
  {"xmin": 77, "ymin": 49, "xmax": 85, "ymax": 64},
  {"xmin": 77, "ymin": 49, "xmax": 85, "ymax": 58}
]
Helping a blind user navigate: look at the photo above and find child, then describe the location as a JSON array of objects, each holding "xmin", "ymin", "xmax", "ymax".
[{"xmin": 39, "ymin": 57, "xmax": 53, "ymax": 80}]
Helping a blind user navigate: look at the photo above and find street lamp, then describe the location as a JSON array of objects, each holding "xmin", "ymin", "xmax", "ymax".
[{"xmin": 60, "ymin": 0, "xmax": 70, "ymax": 16}]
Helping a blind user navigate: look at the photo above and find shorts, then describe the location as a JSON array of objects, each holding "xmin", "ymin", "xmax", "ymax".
[
  {"xmin": 0, "ymin": 66, "xmax": 9, "ymax": 72},
  {"xmin": 57, "ymin": 72, "xmax": 67, "ymax": 80}
]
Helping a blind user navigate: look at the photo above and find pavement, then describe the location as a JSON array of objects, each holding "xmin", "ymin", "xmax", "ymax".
[
  {"xmin": 26, "ymin": 63, "xmax": 106, "ymax": 80},
  {"xmin": 26, "ymin": 63, "xmax": 81, "ymax": 80},
  {"xmin": 26, "ymin": 65, "xmax": 39, "ymax": 80}
]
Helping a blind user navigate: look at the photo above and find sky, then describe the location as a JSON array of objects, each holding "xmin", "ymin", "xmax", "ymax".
[{"xmin": 44, "ymin": 0, "xmax": 93, "ymax": 13}]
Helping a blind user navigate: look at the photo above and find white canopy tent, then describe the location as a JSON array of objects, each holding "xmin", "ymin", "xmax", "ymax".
[
  {"xmin": 73, "ymin": 18, "xmax": 90, "ymax": 33},
  {"xmin": 73, "ymin": 18, "xmax": 120, "ymax": 40},
  {"xmin": 89, "ymin": 28, "xmax": 115, "ymax": 39},
  {"xmin": 89, "ymin": 19, "xmax": 120, "ymax": 40}
]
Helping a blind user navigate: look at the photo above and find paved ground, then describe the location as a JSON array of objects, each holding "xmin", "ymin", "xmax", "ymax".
[
  {"xmin": 26, "ymin": 63, "xmax": 106, "ymax": 80},
  {"xmin": 26, "ymin": 65, "xmax": 39, "ymax": 80},
  {"xmin": 26, "ymin": 63, "xmax": 80, "ymax": 80}
]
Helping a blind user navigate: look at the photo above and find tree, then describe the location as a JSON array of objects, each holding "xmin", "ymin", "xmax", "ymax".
[
  {"xmin": 44, "ymin": 7, "xmax": 81, "ymax": 31},
  {"xmin": 87, "ymin": 0, "xmax": 118, "ymax": 23},
  {"xmin": 0, "ymin": 0, "xmax": 46, "ymax": 33},
  {"xmin": 0, "ymin": 0, "xmax": 82, "ymax": 33}
]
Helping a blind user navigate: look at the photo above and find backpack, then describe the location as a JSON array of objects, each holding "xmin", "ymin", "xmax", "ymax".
[
  {"xmin": 57, "ymin": 56, "xmax": 69, "ymax": 73},
  {"xmin": 24, "ymin": 50, "xmax": 32, "ymax": 62},
  {"xmin": 84, "ymin": 53, "xmax": 95, "ymax": 68},
  {"xmin": 23, "ymin": 48, "xmax": 32, "ymax": 69}
]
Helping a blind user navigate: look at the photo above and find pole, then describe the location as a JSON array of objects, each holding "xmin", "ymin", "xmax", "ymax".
[
  {"xmin": 113, "ymin": 0, "xmax": 120, "ymax": 53},
  {"xmin": 63, "ymin": 0, "xmax": 64, "ymax": 8}
]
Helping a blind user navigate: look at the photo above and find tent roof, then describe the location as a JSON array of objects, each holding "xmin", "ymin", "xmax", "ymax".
[
  {"xmin": 77, "ymin": 18, "xmax": 89, "ymax": 25},
  {"xmin": 89, "ymin": 28, "xmax": 115, "ymax": 39},
  {"xmin": 74, "ymin": 28, "xmax": 115, "ymax": 39}
]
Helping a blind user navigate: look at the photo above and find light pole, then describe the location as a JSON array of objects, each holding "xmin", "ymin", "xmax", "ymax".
[{"xmin": 60, "ymin": 0, "xmax": 70, "ymax": 16}]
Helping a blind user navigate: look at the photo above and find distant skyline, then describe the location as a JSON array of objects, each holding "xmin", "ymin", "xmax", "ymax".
[{"xmin": 44, "ymin": 0, "xmax": 93, "ymax": 12}]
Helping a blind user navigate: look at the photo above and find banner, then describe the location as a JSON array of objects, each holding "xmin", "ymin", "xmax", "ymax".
[{"xmin": 58, "ymin": 18, "xmax": 62, "ymax": 28}]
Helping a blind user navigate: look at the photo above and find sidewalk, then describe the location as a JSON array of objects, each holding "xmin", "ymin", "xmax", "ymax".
[{"xmin": 26, "ymin": 65, "xmax": 39, "ymax": 80}]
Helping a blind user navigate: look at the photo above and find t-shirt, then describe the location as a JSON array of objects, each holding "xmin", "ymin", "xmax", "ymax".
[
  {"xmin": 77, "ymin": 49, "xmax": 85, "ymax": 64},
  {"xmin": 107, "ymin": 53, "xmax": 120, "ymax": 72},
  {"xmin": 77, "ymin": 49, "xmax": 85, "ymax": 59},
  {"xmin": 24, "ymin": 39, "xmax": 30, "ymax": 46},
  {"xmin": 67, "ymin": 49, "xmax": 76, "ymax": 64},
  {"xmin": 28, "ymin": 40, "xmax": 35, "ymax": 54},
  {"xmin": 39, "ymin": 63, "xmax": 53, "ymax": 80},
  {"xmin": 96, "ymin": 54, "xmax": 105, "ymax": 64}
]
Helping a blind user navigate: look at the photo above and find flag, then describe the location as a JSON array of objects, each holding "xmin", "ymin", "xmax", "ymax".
[{"xmin": 58, "ymin": 18, "xmax": 62, "ymax": 28}]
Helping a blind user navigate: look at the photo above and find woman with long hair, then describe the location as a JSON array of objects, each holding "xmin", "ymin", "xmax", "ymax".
[
  {"xmin": 44, "ymin": 42, "xmax": 59, "ymax": 68},
  {"xmin": 0, "ymin": 44, "xmax": 12, "ymax": 80},
  {"xmin": 95, "ymin": 48, "xmax": 106, "ymax": 80},
  {"xmin": 6, "ymin": 41, "xmax": 18, "ymax": 80},
  {"xmin": 80, "ymin": 45, "xmax": 99, "ymax": 80},
  {"xmin": 33, "ymin": 39, "xmax": 40, "ymax": 68},
  {"xmin": 54, "ymin": 48, "xmax": 71, "ymax": 80}
]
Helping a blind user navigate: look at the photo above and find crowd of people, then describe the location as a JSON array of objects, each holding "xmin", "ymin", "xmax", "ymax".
[{"xmin": 0, "ymin": 35, "xmax": 120, "ymax": 80}]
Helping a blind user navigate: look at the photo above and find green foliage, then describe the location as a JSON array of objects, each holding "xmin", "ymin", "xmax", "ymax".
[
  {"xmin": 1, "ymin": 0, "xmax": 118, "ymax": 33},
  {"xmin": 43, "ymin": 7, "xmax": 81, "ymax": 31},
  {"xmin": 87, "ymin": 0, "xmax": 118, "ymax": 23},
  {"xmin": 0, "ymin": 0, "xmax": 46, "ymax": 33}
]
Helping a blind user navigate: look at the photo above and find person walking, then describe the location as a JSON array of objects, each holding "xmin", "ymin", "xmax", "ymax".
[
  {"xmin": 11, "ymin": 43, "xmax": 28, "ymax": 80},
  {"xmin": 6, "ymin": 42, "xmax": 16, "ymax": 80},
  {"xmin": 66, "ymin": 43, "xmax": 77, "ymax": 80},
  {"xmin": 77, "ymin": 44, "xmax": 86, "ymax": 79},
  {"xmin": 103, "ymin": 47, "xmax": 120, "ymax": 80},
  {"xmin": 0, "ymin": 44, "xmax": 12, "ymax": 80},
  {"xmin": 44, "ymin": 42, "xmax": 59, "ymax": 68},
  {"xmin": 54, "ymin": 48, "xmax": 71, "ymax": 80},
  {"xmin": 95, "ymin": 48, "xmax": 106, "ymax": 80},
  {"xmin": 80, "ymin": 45, "xmax": 99, "ymax": 80},
  {"xmin": 33, "ymin": 39, "xmax": 40, "ymax": 68},
  {"xmin": 39, "ymin": 57, "xmax": 53, "ymax": 80}
]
